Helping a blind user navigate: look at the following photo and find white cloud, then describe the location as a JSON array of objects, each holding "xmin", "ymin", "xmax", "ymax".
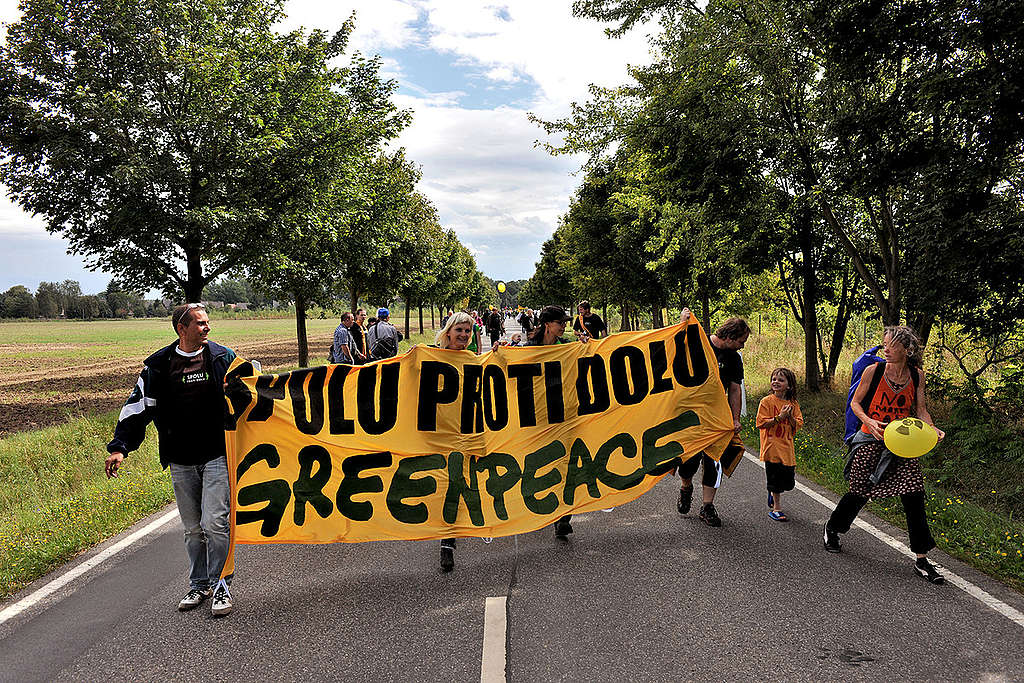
[
  {"xmin": 415, "ymin": 0, "xmax": 653, "ymax": 112},
  {"xmin": 279, "ymin": 0, "xmax": 422, "ymax": 52}
]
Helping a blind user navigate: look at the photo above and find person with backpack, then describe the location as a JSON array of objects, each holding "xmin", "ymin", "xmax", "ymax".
[
  {"xmin": 823, "ymin": 325, "xmax": 947, "ymax": 585},
  {"xmin": 365, "ymin": 307, "xmax": 403, "ymax": 360}
]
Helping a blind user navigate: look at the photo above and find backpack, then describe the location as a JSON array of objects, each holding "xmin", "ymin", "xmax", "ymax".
[
  {"xmin": 370, "ymin": 329, "xmax": 398, "ymax": 359},
  {"xmin": 844, "ymin": 347, "xmax": 920, "ymax": 444}
]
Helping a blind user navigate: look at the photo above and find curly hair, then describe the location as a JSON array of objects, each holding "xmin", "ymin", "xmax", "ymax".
[{"xmin": 884, "ymin": 325, "xmax": 923, "ymax": 368}]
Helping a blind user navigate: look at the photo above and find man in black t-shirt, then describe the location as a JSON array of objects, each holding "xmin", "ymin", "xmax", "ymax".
[
  {"xmin": 676, "ymin": 311, "xmax": 751, "ymax": 528},
  {"xmin": 572, "ymin": 300, "xmax": 607, "ymax": 342},
  {"xmin": 105, "ymin": 304, "xmax": 238, "ymax": 616}
]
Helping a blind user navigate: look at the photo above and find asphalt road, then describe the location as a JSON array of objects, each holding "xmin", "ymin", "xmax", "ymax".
[{"xmin": 3, "ymin": 316, "xmax": 1023, "ymax": 681}]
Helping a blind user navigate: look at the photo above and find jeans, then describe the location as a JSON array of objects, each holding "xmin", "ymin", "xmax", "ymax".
[{"xmin": 169, "ymin": 456, "xmax": 232, "ymax": 590}]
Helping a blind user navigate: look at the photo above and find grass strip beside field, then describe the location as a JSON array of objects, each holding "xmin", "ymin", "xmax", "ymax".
[{"xmin": 0, "ymin": 412, "xmax": 172, "ymax": 600}]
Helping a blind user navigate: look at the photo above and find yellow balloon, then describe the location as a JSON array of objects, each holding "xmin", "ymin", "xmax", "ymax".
[
  {"xmin": 497, "ymin": 282, "xmax": 506, "ymax": 293},
  {"xmin": 883, "ymin": 418, "xmax": 938, "ymax": 458}
]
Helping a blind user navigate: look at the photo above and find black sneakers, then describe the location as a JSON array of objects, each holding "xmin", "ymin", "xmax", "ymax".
[
  {"xmin": 823, "ymin": 523, "xmax": 841, "ymax": 553},
  {"xmin": 915, "ymin": 558, "xmax": 945, "ymax": 585},
  {"xmin": 677, "ymin": 486, "xmax": 693, "ymax": 515},
  {"xmin": 553, "ymin": 517, "xmax": 573, "ymax": 538},
  {"xmin": 698, "ymin": 503, "xmax": 722, "ymax": 527},
  {"xmin": 440, "ymin": 546, "xmax": 455, "ymax": 572}
]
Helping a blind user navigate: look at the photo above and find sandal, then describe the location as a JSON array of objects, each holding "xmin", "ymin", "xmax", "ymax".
[{"xmin": 768, "ymin": 510, "xmax": 788, "ymax": 522}]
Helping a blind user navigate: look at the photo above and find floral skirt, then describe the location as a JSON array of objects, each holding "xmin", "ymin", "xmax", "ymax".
[{"xmin": 848, "ymin": 441, "xmax": 925, "ymax": 499}]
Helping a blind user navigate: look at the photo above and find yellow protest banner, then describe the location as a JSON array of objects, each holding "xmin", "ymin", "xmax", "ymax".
[{"xmin": 220, "ymin": 319, "xmax": 736, "ymax": 571}]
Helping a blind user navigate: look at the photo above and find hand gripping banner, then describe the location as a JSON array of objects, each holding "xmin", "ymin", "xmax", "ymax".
[{"xmin": 219, "ymin": 318, "xmax": 737, "ymax": 574}]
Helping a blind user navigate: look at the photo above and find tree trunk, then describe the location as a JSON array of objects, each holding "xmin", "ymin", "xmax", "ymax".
[
  {"xmin": 619, "ymin": 302, "xmax": 631, "ymax": 332},
  {"xmin": 295, "ymin": 290, "xmax": 309, "ymax": 368},
  {"xmin": 908, "ymin": 312, "xmax": 935, "ymax": 347},
  {"xmin": 701, "ymin": 290, "xmax": 711, "ymax": 329},
  {"xmin": 826, "ymin": 268, "xmax": 855, "ymax": 383},
  {"xmin": 651, "ymin": 304, "xmax": 661, "ymax": 329},
  {"xmin": 799, "ymin": 210, "xmax": 821, "ymax": 391},
  {"xmin": 403, "ymin": 294, "xmax": 411, "ymax": 339},
  {"xmin": 430, "ymin": 302, "xmax": 435, "ymax": 329},
  {"xmin": 418, "ymin": 304, "xmax": 424, "ymax": 334}
]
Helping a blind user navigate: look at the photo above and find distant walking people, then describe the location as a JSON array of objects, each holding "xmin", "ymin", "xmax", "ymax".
[
  {"xmin": 366, "ymin": 307, "xmax": 403, "ymax": 359},
  {"xmin": 350, "ymin": 307, "xmax": 369, "ymax": 364},
  {"xmin": 525, "ymin": 306, "xmax": 575, "ymax": 538},
  {"xmin": 331, "ymin": 312, "xmax": 356, "ymax": 364},
  {"xmin": 517, "ymin": 308, "xmax": 534, "ymax": 337},
  {"xmin": 756, "ymin": 368, "xmax": 803, "ymax": 522},
  {"xmin": 485, "ymin": 306, "xmax": 504, "ymax": 349},
  {"xmin": 676, "ymin": 311, "xmax": 750, "ymax": 527},
  {"xmin": 104, "ymin": 303, "xmax": 236, "ymax": 616},
  {"xmin": 572, "ymin": 300, "xmax": 607, "ymax": 342},
  {"xmin": 823, "ymin": 326, "xmax": 947, "ymax": 584}
]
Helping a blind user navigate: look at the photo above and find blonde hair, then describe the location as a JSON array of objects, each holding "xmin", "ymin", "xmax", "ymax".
[
  {"xmin": 884, "ymin": 325, "xmax": 924, "ymax": 368},
  {"xmin": 435, "ymin": 311, "xmax": 474, "ymax": 349}
]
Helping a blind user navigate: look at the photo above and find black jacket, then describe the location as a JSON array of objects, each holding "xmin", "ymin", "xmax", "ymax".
[{"xmin": 107, "ymin": 340, "xmax": 236, "ymax": 468}]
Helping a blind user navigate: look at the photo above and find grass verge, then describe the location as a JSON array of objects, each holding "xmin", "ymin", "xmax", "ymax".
[{"xmin": 0, "ymin": 412, "xmax": 172, "ymax": 600}]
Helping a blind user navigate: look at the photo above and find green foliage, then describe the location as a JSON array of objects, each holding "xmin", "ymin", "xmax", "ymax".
[
  {"xmin": 0, "ymin": 285, "xmax": 37, "ymax": 318},
  {"xmin": 0, "ymin": 0, "xmax": 404, "ymax": 301}
]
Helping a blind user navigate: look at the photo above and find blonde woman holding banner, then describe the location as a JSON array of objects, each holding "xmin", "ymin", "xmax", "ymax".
[{"xmin": 431, "ymin": 311, "xmax": 476, "ymax": 571}]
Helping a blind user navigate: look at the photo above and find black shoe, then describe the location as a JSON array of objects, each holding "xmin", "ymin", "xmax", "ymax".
[
  {"xmin": 698, "ymin": 503, "xmax": 722, "ymax": 527},
  {"xmin": 915, "ymin": 558, "xmax": 945, "ymax": 585},
  {"xmin": 440, "ymin": 546, "xmax": 454, "ymax": 572},
  {"xmin": 823, "ymin": 522, "xmax": 841, "ymax": 553},
  {"xmin": 677, "ymin": 486, "xmax": 693, "ymax": 515},
  {"xmin": 554, "ymin": 517, "xmax": 573, "ymax": 538}
]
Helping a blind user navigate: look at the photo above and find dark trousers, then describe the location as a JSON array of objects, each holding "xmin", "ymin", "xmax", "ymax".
[
  {"xmin": 677, "ymin": 453, "xmax": 722, "ymax": 489},
  {"xmin": 828, "ymin": 491, "xmax": 936, "ymax": 554}
]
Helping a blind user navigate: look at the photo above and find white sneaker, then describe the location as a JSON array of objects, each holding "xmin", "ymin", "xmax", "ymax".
[
  {"xmin": 211, "ymin": 582, "xmax": 233, "ymax": 616},
  {"xmin": 177, "ymin": 588, "xmax": 212, "ymax": 611}
]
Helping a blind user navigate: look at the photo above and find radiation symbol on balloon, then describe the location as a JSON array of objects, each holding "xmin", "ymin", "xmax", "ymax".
[
  {"xmin": 883, "ymin": 418, "xmax": 938, "ymax": 458},
  {"xmin": 497, "ymin": 282, "xmax": 506, "ymax": 293}
]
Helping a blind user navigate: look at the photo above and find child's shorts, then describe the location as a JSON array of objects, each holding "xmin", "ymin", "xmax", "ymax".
[{"xmin": 764, "ymin": 461, "xmax": 795, "ymax": 493}]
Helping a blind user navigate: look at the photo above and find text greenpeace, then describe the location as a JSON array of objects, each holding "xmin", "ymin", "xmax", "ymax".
[{"xmin": 223, "ymin": 321, "xmax": 735, "ymax": 545}]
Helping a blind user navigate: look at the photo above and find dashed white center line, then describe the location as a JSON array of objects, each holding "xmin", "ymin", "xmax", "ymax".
[{"xmin": 481, "ymin": 596, "xmax": 508, "ymax": 683}]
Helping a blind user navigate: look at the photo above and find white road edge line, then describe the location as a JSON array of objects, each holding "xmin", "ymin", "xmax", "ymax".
[
  {"xmin": 742, "ymin": 451, "xmax": 1024, "ymax": 629},
  {"xmin": 481, "ymin": 595, "xmax": 508, "ymax": 683},
  {"xmin": 0, "ymin": 509, "xmax": 179, "ymax": 627}
]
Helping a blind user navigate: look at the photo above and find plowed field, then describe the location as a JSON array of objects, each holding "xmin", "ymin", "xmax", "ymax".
[{"xmin": 0, "ymin": 318, "xmax": 339, "ymax": 437}]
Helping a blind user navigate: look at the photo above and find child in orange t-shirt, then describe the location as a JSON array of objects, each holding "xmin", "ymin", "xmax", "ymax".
[{"xmin": 756, "ymin": 368, "xmax": 804, "ymax": 521}]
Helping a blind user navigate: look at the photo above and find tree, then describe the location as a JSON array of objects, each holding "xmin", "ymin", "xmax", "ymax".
[
  {"xmin": 57, "ymin": 281, "xmax": 82, "ymax": 316},
  {"xmin": 1, "ymin": 0, "xmax": 402, "ymax": 301},
  {"xmin": 35, "ymin": 282, "xmax": 61, "ymax": 317},
  {"xmin": 1, "ymin": 285, "xmax": 37, "ymax": 318}
]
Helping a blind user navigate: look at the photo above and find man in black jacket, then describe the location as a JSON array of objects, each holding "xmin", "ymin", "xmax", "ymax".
[{"xmin": 104, "ymin": 303, "xmax": 237, "ymax": 616}]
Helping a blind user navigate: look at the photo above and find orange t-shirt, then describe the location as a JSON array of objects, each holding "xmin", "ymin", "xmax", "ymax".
[
  {"xmin": 860, "ymin": 368, "xmax": 916, "ymax": 434},
  {"xmin": 756, "ymin": 394, "xmax": 804, "ymax": 466}
]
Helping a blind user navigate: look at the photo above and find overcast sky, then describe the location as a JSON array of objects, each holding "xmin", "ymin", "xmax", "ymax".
[{"xmin": 0, "ymin": 0, "xmax": 651, "ymax": 295}]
